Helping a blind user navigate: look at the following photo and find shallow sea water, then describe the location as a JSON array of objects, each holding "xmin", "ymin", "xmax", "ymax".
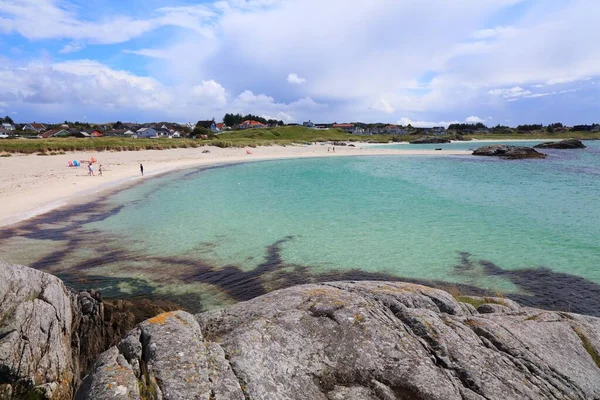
[{"xmin": 2, "ymin": 140, "xmax": 599, "ymax": 314}]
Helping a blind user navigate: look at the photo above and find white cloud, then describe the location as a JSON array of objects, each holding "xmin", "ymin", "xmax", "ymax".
[
  {"xmin": 59, "ymin": 42, "xmax": 84, "ymax": 54},
  {"xmin": 546, "ymin": 76, "xmax": 591, "ymax": 85},
  {"xmin": 0, "ymin": 2, "xmax": 216, "ymax": 45},
  {"xmin": 123, "ymin": 49, "xmax": 168, "ymax": 58},
  {"xmin": 287, "ymin": 73, "xmax": 306, "ymax": 85},
  {"xmin": 192, "ymin": 80, "xmax": 228, "ymax": 107},
  {"xmin": 488, "ymin": 86, "xmax": 532, "ymax": 99},
  {"xmin": 398, "ymin": 117, "xmax": 459, "ymax": 128},
  {"xmin": 371, "ymin": 98, "xmax": 395, "ymax": 114},
  {"xmin": 2, "ymin": 0, "xmax": 600, "ymax": 123},
  {"xmin": 471, "ymin": 26, "xmax": 519, "ymax": 40},
  {"xmin": 465, "ymin": 116, "xmax": 484, "ymax": 123}
]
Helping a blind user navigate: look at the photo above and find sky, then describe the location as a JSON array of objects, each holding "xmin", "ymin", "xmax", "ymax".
[{"xmin": 0, "ymin": 0, "xmax": 599, "ymax": 126}]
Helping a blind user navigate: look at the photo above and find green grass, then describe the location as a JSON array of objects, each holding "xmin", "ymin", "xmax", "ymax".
[
  {"xmin": 573, "ymin": 327, "xmax": 600, "ymax": 368},
  {"xmin": 217, "ymin": 126, "xmax": 358, "ymax": 141},
  {"xmin": 0, "ymin": 127, "xmax": 597, "ymax": 154},
  {"xmin": 454, "ymin": 296, "xmax": 506, "ymax": 309}
]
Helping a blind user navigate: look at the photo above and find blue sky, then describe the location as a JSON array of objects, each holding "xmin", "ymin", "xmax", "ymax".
[{"xmin": 0, "ymin": 0, "xmax": 598, "ymax": 126}]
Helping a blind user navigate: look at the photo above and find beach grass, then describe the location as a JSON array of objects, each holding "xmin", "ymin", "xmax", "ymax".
[{"xmin": 0, "ymin": 126, "xmax": 597, "ymax": 153}]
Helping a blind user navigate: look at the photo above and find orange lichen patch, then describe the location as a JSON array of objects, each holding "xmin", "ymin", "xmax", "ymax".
[
  {"xmin": 354, "ymin": 313, "xmax": 365, "ymax": 323},
  {"xmin": 146, "ymin": 312, "xmax": 176, "ymax": 325}
]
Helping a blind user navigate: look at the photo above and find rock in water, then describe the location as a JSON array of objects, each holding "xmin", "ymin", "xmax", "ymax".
[
  {"xmin": 409, "ymin": 137, "xmax": 451, "ymax": 144},
  {"xmin": 472, "ymin": 144, "xmax": 547, "ymax": 159},
  {"xmin": 534, "ymin": 139, "xmax": 587, "ymax": 149},
  {"xmin": 80, "ymin": 282, "xmax": 600, "ymax": 400}
]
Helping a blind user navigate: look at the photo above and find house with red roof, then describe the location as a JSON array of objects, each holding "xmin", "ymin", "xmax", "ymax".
[
  {"xmin": 39, "ymin": 129, "xmax": 69, "ymax": 138},
  {"xmin": 332, "ymin": 123, "xmax": 355, "ymax": 133},
  {"xmin": 239, "ymin": 120, "xmax": 266, "ymax": 129}
]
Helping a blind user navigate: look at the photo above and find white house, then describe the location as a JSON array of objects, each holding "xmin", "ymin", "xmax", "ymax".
[
  {"xmin": 23, "ymin": 123, "xmax": 46, "ymax": 132},
  {"xmin": 2, "ymin": 123, "xmax": 15, "ymax": 131}
]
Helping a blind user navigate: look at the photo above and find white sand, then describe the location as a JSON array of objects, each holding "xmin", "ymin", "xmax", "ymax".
[{"xmin": 0, "ymin": 144, "xmax": 470, "ymax": 227}]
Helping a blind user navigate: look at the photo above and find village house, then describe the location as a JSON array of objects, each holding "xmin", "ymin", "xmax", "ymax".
[
  {"xmin": 2, "ymin": 122, "xmax": 15, "ymax": 131},
  {"xmin": 196, "ymin": 120, "xmax": 218, "ymax": 132},
  {"xmin": 215, "ymin": 123, "xmax": 228, "ymax": 131},
  {"xmin": 154, "ymin": 127, "xmax": 172, "ymax": 137},
  {"xmin": 303, "ymin": 120, "xmax": 315, "ymax": 128},
  {"xmin": 39, "ymin": 129, "xmax": 69, "ymax": 138},
  {"xmin": 137, "ymin": 127, "xmax": 158, "ymax": 138},
  {"xmin": 239, "ymin": 120, "xmax": 266, "ymax": 129},
  {"xmin": 332, "ymin": 123, "xmax": 355, "ymax": 133},
  {"xmin": 421, "ymin": 126, "xmax": 446, "ymax": 135},
  {"xmin": 23, "ymin": 123, "xmax": 46, "ymax": 132}
]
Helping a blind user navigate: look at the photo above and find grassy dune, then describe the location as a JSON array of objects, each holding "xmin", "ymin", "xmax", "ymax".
[{"xmin": 0, "ymin": 126, "xmax": 597, "ymax": 154}]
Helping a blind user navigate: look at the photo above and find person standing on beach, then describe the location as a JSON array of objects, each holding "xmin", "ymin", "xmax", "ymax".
[
  {"xmin": 88, "ymin": 162, "xmax": 94, "ymax": 176},
  {"xmin": 98, "ymin": 164, "xmax": 103, "ymax": 176},
  {"xmin": 140, "ymin": 163, "xmax": 144, "ymax": 176}
]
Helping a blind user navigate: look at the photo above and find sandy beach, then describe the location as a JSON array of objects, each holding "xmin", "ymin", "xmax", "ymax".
[{"xmin": 0, "ymin": 143, "xmax": 470, "ymax": 227}]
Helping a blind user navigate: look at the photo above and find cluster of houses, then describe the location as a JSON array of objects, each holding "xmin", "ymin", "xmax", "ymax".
[
  {"xmin": 302, "ymin": 121, "xmax": 448, "ymax": 136},
  {"xmin": 0, "ymin": 121, "xmax": 228, "ymax": 139}
]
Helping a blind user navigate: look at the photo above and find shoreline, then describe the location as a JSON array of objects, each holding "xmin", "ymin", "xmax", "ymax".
[{"xmin": 0, "ymin": 144, "xmax": 471, "ymax": 227}]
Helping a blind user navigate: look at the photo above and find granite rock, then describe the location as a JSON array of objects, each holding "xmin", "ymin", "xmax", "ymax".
[
  {"xmin": 534, "ymin": 139, "xmax": 586, "ymax": 149},
  {"xmin": 472, "ymin": 144, "xmax": 547, "ymax": 159}
]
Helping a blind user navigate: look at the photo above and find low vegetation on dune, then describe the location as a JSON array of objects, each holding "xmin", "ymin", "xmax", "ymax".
[{"xmin": 0, "ymin": 126, "xmax": 597, "ymax": 154}]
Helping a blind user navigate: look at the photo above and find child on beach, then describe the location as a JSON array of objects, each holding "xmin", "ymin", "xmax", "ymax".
[
  {"xmin": 140, "ymin": 163, "xmax": 144, "ymax": 176},
  {"xmin": 98, "ymin": 164, "xmax": 103, "ymax": 176},
  {"xmin": 88, "ymin": 162, "xmax": 94, "ymax": 176}
]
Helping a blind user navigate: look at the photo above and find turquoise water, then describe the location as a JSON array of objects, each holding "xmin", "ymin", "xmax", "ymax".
[
  {"xmin": 361, "ymin": 140, "xmax": 545, "ymax": 151},
  {"xmin": 2, "ymin": 141, "xmax": 600, "ymax": 313}
]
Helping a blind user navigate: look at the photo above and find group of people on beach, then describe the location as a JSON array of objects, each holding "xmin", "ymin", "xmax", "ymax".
[
  {"xmin": 87, "ymin": 162, "xmax": 102, "ymax": 176},
  {"xmin": 86, "ymin": 162, "xmax": 144, "ymax": 177}
]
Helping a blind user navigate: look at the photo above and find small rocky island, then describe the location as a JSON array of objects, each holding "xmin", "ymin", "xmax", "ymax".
[
  {"xmin": 533, "ymin": 139, "xmax": 587, "ymax": 149},
  {"xmin": 472, "ymin": 144, "xmax": 547, "ymax": 159},
  {"xmin": 2, "ymin": 263, "xmax": 600, "ymax": 399}
]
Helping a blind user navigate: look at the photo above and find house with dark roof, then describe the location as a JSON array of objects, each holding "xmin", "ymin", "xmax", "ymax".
[
  {"xmin": 196, "ymin": 120, "xmax": 218, "ymax": 132},
  {"xmin": 104, "ymin": 129, "xmax": 127, "ymax": 136},
  {"xmin": 137, "ymin": 127, "xmax": 158, "ymax": 138},
  {"xmin": 154, "ymin": 127, "xmax": 172, "ymax": 137}
]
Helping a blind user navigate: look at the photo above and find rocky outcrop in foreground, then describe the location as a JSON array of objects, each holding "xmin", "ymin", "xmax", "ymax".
[
  {"xmin": 410, "ymin": 137, "xmax": 451, "ymax": 144},
  {"xmin": 0, "ymin": 263, "xmax": 175, "ymax": 399},
  {"xmin": 79, "ymin": 282, "xmax": 600, "ymax": 400},
  {"xmin": 2, "ymin": 263, "xmax": 600, "ymax": 399},
  {"xmin": 472, "ymin": 144, "xmax": 547, "ymax": 159},
  {"xmin": 534, "ymin": 139, "xmax": 587, "ymax": 149}
]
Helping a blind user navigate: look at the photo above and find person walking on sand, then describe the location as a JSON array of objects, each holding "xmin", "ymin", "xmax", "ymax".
[
  {"xmin": 98, "ymin": 164, "xmax": 103, "ymax": 177},
  {"xmin": 140, "ymin": 163, "xmax": 144, "ymax": 176},
  {"xmin": 88, "ymin": 162, "xmax": 94, "ymax": 176}
]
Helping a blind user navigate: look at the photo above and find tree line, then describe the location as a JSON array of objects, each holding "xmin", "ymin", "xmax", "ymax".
[{"xmin": 223, "ymin": 113, "xmax": 283, "ymax": 127}]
